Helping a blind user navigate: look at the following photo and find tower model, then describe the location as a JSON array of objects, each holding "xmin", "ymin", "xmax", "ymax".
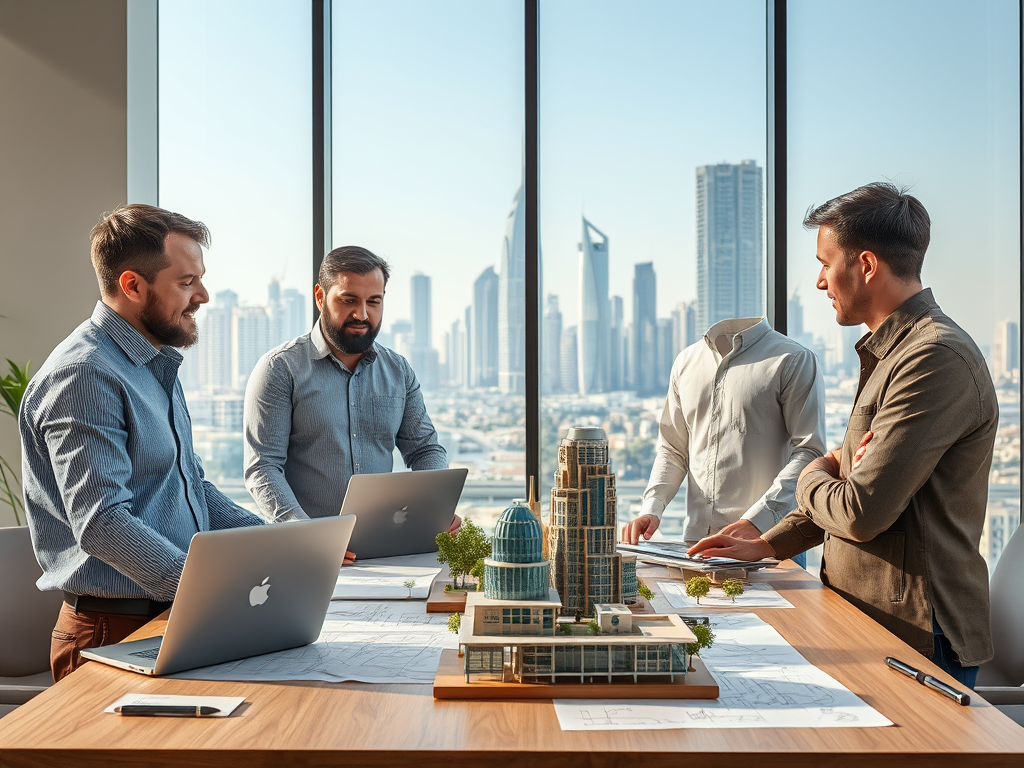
[{"xmin": 549, "ymin": 427, "xmax": 621, "ymax": 616}]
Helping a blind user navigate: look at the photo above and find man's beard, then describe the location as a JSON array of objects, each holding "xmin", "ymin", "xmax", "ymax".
[
  {"xmin": 139, "ymin": 293, "xmax": 200, "ymax": 348},
  {"xmin": 321, "ymin": 313, "xmax": 381, "ymax": 355}
]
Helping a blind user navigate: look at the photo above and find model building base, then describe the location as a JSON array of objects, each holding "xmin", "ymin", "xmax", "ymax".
[
  {"xmin": 426, "ymin": 581, "xmax": 470, "ymax": 613},
  {"xmin": 432, "ymin": 649, "xmax": 719, "ymax": 700}
]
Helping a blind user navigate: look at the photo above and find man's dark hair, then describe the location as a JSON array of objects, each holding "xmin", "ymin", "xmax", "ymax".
[
  {"xmin": 90, "ymin": 204, "xmax": 210, "ymax": 295},
  {"xmin": 318, "ymin": 245, "xmax": 391, "ymax": 290},
  {"xmin": 803, "ymin": 182, "xmax": 930, "ymax": 281}
]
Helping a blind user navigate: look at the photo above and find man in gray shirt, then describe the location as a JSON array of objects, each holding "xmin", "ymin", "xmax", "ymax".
[
  {"xmin": 244, "ymin": 246, "xmax": 452, "ymax": 549},
  {"xmin": 622, "ymin": 317, "xmax": 827, "ymax": 547}
]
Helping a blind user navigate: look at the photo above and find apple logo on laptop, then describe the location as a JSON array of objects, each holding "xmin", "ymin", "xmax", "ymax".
[
  {"xmin": 249, "ymin": 576, "xmax": 271, "ymax": 607},
  {"xmin": 393, "ymin": 506, "xmax": 409, "ymax": 525}
]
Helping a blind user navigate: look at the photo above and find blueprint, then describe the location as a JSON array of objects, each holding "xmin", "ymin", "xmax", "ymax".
[
  {"xmin": 553, "ymin": 612, "xmax": 893, "ymax": 730},
  {"xmin": 656, "ymin": 581, "xmax": 794, "ymax": 610},
  {"xmin": 171, "ymin": 601, "xmax": 457, "ymax": 684}
]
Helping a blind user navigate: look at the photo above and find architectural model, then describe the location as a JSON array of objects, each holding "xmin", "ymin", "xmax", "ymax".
[
  {"xmin": 549, "ymin": 427, "xmax": 622, "ymax": 616},
  {"xmin": 456, "ymin": 499, "xmax": 702, "ymax": 687}
]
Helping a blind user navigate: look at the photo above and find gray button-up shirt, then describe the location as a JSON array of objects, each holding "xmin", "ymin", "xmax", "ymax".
[
  {"xmin": 641, "ymin": 317, "xmax": 827, "ymax": 542},
  {"xmin": 19, "ymin": 302, "xmax": 264, "ymax": 602},
  {"xmin": 243, "ymin": 321, "xmax": 448, "ymax": 522}
]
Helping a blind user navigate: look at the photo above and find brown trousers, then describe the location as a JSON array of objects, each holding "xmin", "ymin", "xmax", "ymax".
[{"xmin": 50, "ymin": 602, "xmax": 151, "ymax": 682}]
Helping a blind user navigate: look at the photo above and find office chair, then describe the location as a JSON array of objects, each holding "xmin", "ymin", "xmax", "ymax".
[
  {"xmin": 975, "ymin": 520, "xmax": 1024, "ymax": 727},
  {"xmin": 0, "ymin": 526, "xmax": 62, "ymax": 717}
]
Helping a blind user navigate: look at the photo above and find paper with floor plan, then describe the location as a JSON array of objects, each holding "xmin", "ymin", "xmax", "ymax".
[
  {"xmin": 553, "ymin": 612, "xmax": 893, "ymax": 730},
  {"xmin": 332, "ymin": 563, "xmax": 441, "ymax": 600},
  {"xmin": 656, "ymin": 581, "xmax": 794, "ymax": 610},
  {"xmin": 169, "ymin": 601, "xmax": 456, "ymax": 684}
]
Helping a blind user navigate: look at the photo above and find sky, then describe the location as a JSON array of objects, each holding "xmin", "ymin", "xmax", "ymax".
[{"xmin": 158, "ymin": 0, "xmax": 1019, "ymax": 354}]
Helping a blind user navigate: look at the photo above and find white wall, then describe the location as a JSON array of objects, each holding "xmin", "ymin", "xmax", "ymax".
[{"xmin": 0, "ymin": 0, "xmax": 127, "ymax": 526}]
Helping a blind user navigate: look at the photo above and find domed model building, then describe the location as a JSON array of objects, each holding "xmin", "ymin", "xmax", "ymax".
[{"xmin": 483, "ymin": 500, "xmax": 550, "ymax": 601}]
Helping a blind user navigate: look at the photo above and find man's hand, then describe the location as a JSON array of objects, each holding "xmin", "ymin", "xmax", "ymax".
[
  {"xmin": 851, "ymin": 431, "xmax": 872, "ymax": 473},
  {"xmin": 718, "ymin": 519, "xmax": 762, "ymax": 540},
  {"xmin": 687, "ymin": 533, "xmax": 775, "ymax": 561},
  {"xmin": 447, "ymin": 514, "xmax": 462, "ymax": 534},
  {"xmin": 343, "ymin": 550, "xmax": 357, "ymax": 566},
  {"xmin": 621, "ymin": 514, "xmax": 660, "ymax": 545}
]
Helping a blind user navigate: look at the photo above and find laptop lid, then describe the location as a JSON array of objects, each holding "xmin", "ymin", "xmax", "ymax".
[
  {"xmin": 342, "ymin": 468, "xmax": 467, "ymax": 560},
  {"xmin": 83, "ymin": 515, "xmax": 354, "ymax": 676}
]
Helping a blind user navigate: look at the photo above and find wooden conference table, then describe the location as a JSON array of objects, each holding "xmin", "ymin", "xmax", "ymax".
[{"xmin": 1, "ymin": 563, "xmax": 1023, "ymax": 767}]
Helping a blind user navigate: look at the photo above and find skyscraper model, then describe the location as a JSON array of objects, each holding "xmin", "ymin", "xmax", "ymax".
[{"xmin": 549, "ymin": 427, "xmax": 621, "ymax": 616}]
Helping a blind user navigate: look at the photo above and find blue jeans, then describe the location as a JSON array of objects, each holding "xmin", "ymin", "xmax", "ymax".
[
  {"xmin": 792, "ymin": 550, "xmax": 807, "ymax": 568},
  {"xmin": 932, "ymin": 616, "xmax": 979, "ymax": 688}
]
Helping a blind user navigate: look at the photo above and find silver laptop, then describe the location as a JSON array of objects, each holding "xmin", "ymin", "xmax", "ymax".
[
  {"xmin": 342, "ymin": 468, "xmax": 467, "ymax": 560},
  {"xmin": 81, "ymin": 515, "xmax": 355, "ymax": 676}
]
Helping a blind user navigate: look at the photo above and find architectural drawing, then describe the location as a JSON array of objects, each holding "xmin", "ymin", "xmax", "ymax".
[
  {"xmin": 656, "ymin": 581, "xmax": 794, "ymax": 610},
  {"xmin": 553, "ymin": 612, "xmax": 892, "ymax": 730},
  {"xmin": 171, "ymin": 601, "xmax": 456, "ymax": 684}
]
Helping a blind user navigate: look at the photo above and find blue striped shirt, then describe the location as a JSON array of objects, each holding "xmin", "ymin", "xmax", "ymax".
[
  {"xmin": 243, "ymin": 321, "xmax": 447, "ymax": 522},
  {"xmin": 19, "ymin": 302, "xmax": 264, "ymax": 601}
]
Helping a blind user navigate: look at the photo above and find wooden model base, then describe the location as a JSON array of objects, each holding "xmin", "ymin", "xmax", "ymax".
[
  {"xmin": 433, "ymin": 648, "xmax": 719, "ymax": 700},
  {"xmin": 426, "ymin": 581, "xmax": 470, "ymax": 613}
]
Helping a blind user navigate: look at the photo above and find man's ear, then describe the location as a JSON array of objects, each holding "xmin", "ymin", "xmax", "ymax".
[
  {"xmin": 117, "ymin": 270, "xmax": 147, "ymax": 304},
  {"xmin": 314, "ymin": 283, "xmax": 325, "ymax": 312},
  {"xmin": 859, "ymin": 250, "xmax": 880, "ymax": 285}
]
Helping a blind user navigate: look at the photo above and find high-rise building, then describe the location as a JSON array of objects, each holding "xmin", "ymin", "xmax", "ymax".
[
  {"xmin": 608, "ymin": 295, "xmax": 625, "ymax": 391},
  {"xmin": 787, "ymin": 290, "xmax": 815, "ymax": 352},
  {"xmin": 542, "ymin": 294, "xmax": 563, "ymax": 394},
  {"xmin": 670, "ymin": 301, "xmax": 696, "ymax": 359},
  {"xmin": 202, "ymin": 290, "xmax": 238, "ymax": 391},
  {"xmin": 499, "ymin": 180, "xmax": 526, "ymax": 394},
  {"xmin": 280, "ymin": 287, "xmax": 308, "ymax": 340},
  {"xmin": 656, "ymin": 318, "xmax": 673, "ymax": 391},
  {"xmin": 993, "ymin": 319, "xmax": 1019, "ymax": 383},
  {"xmin": 463, "ymin": 305, "xmax": 473, "ymax": 389},
  {"xmin": 473, "ymin": 266, "xmax": 499, "ymax": 388},
  {"xmin": 445, "ymin": 318, "xmax": 465, "ymax": 388},
  {"xmin": 696, "ymin": 160, "xmax": 764, "ymax": 333},
  {"xmin": 578, "ymin": 218, "xmax": 610, "ymax": 394},
  {"xmin": 548, "ymin": 427, "xmax": 621, "ymax": 616},
  {"xmin": 560, "ymin": 326, "xmax": 579, "ymax": 394},
  {"xmin": 632, "ymin": 262, "xmax": 657, "ymax": 396},
  {"xmin": 411, "ymin": 273, "xmax": 432, "ymax": 351},
  {"xmin": 231, "ymin": 305, "xmax": 270, "ymax": 390}
]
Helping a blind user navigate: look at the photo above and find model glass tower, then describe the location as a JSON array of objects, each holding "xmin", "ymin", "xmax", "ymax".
[
  {"xmin": 483, "ymin": 501, "xmax": 551, "ymax": 601},
  {"xmin": 549, "ymin": 427, "xmax": 621, "ymax": 616}
]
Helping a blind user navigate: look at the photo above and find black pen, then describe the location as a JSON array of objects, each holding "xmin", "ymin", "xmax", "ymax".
[
  {"xmin": 885, "ymin": 656, "xmax": 970, "ymax": 706},
  {"xmin": 115, "ymin": 705, "xmax": 221, "ymax": 717}
]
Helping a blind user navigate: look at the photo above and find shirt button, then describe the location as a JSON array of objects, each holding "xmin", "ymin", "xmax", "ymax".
[{"xmin": 352, "ymin": 433, "xmax": 357, "ymax": 438}]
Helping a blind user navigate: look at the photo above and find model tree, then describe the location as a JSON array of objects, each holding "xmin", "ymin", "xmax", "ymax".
[
  {"xmin": 587, "ymin": 620, "xmax": 601, "ymax": 635},
  {"xmin": 447, "ymin": 613, "xmax": 461, "ymax": 634},
  {"xmin": 469, "ymin": 558, "xmax": 486, "ymax": 591},
  {"xmin": 685, "ymin": 575, "xmax": 712, "ymax": 604},
  {"xmin": 557, "ymin": 622, "xmax": 574, "ymax": 635},
  {"xmin": 403, "ymin": 578, "xmax": 416, "ymax": 598},
  {"xmin": 685, "ymin": 623, "xmax": 716, "ymax": 671},
  {"xmin": 637, "ymin": 578, "xmax": 654, "ymax": 601},
  {"xmin": 436, "ymin": 518, "xmax": 491, "ymax": 590},
  {"xmin": 721, "ymin": 578, "xmax": 745, "ymax": 602}
]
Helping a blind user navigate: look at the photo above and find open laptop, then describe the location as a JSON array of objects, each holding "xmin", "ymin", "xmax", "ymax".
[
  {"xmin": 80, "ymin": 515, "xmax": 355, "ymax": 676},
  {"xmin": 342, "ymin": 468, "xmax": 467, "ymax": 560}
]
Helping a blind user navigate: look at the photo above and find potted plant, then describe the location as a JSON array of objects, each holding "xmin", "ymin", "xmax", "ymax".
[{"xmin": 1, "ymin": 360, "xmax": 30, "ymax": 526}]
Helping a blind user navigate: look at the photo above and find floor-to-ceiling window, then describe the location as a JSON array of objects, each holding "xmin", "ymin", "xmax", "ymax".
[
  {"xmin": 538, "ymin": 0, "xmax": 768, "ymax": 536},
  {"xmin": 159, "ymin": 0, "xmax": 313, "ymax": 511},
  {"xmin": 788, "ymin": 0, "xmax": 1021, "ymax": 572},
  {"xmin": 332, "ymin": 0, "xmax": 526, "ymax": 531}
]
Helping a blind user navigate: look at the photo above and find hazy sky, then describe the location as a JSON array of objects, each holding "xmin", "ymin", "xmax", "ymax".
[{"xmin": 159, "ymin": 0, "xmax": 1019, "ymax": 353}]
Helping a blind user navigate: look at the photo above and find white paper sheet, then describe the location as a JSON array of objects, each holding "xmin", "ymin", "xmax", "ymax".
[
  {"xmin": 105, "ymin": 693, "xmax": 246, "ymax": 717},
  {"xmin": 656, "ymin": 581, "xmax": 794, "ymax": 610},
  {"xmin": 170, "ymin": 600, "xmax": 457, "ymax": 684},
  {"xmin": 553, "ymin": 612, "xmax": 893, "ymax": 730},
  {"xmin": 332, "ymin": 551, "xmax": 443, "ymax": 600}
]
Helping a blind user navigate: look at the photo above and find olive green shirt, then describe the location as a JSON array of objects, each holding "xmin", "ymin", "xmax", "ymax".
[{"xmin": 763, "ymin": 289, "xmax": 996, "ymax": 666}]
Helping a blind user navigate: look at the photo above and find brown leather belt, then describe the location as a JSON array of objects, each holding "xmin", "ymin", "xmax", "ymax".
[{"xmin": 63, "ymin": 592, "xmax": 172, "ymax": 617}]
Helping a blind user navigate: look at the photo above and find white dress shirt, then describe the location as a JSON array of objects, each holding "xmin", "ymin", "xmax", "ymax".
[{"xmin": 640, "ymin": 317, "xmax": 826, "ymax": 542}]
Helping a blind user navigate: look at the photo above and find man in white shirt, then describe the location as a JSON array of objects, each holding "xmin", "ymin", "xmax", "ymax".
[{"xmin": 622, "ymin": 317, "xmax": 827, "ymax": 546}]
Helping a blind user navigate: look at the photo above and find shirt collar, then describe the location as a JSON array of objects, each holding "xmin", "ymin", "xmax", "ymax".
[
  {"xmin": 860, "ymin": 288, "xmax": 936, "ymax": 360},
  {"xmin": 310, "ymin": 318, "xmax": 378, "ymax": 368},
  {"xmin": 704, "ymin": 317, "xmax": 771, "ymax": 360},
  {"xmin": 90, "ymin": 301, "xmax": 162, "ymax": 367}
]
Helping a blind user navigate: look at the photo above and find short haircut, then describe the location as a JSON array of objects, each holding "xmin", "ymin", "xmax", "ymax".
[
  {"xmin": 803, "ymin": 182, "xmax": 930, "ymax": 281},
  {"xmin": 318, "ymin": 246, "xmax": 391, "ymax": 290},
  {"xmin": 90, "ymin": 204, "xmax": 210, "ymax": 295}
]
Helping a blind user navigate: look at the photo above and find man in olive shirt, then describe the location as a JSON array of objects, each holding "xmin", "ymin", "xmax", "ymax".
[{"xmin": 690, "ymin": 183, "xmax": 997, "ymax": 687}]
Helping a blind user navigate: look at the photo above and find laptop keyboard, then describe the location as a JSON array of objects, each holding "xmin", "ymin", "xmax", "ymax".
[{"xmin": 128, "ymin": 647, "xmax": 161, "ymax": 660}]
